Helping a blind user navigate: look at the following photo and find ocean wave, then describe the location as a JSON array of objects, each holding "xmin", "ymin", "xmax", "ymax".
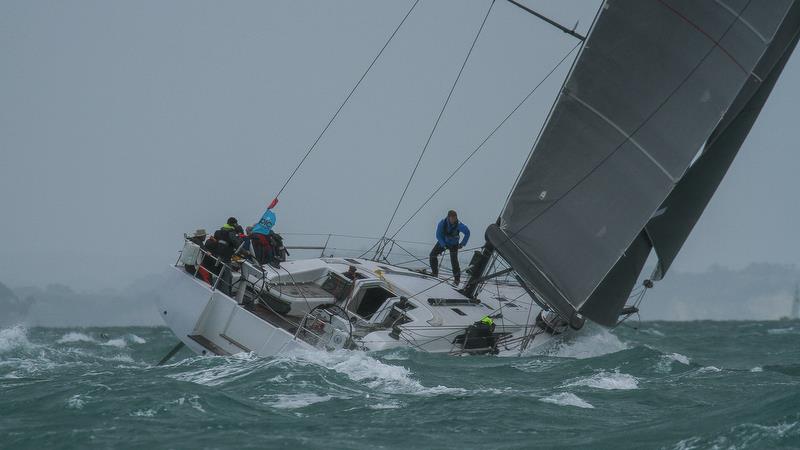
[
  {"xmin": 656, "ymin": 352, "xmax": 691, "ymax": 372},
  {"xmin": 671, "ymin": 420, "xmax": 800, "ymax": 449},
  {"xmin": 128, "ymin": 334, "xmax": 147, "ymax": 344},
  {"xmin": 368, "ymin": 400, "xmax": 403, "ymax": 410},
  {"xmin": 563, "ymin": 371, "xmax": 639, "ymax": 390},
  {"xmin": 102, "ymin": 338, "xmax": 128, "ymax": 348},
  {"xmin": 767, "ymin": 327, "xmax": 796, "ymax": 335},
  {"xmin": 527, "ymin": 326, "xmax": 629, "ymax": 359},
  {"xmin": 640, "ymin": 328, "xmax": 665, "ymax": 337},
  {"xmin": 168, "ymin": 352, "xmax": 269, "ymax": 386},
  {"xmin": 265, "ymin": 393, "xmax": 333, "ymax": 409},
  {"xmin": 131, "ymin": 409, "xmax": 157, "ymax": 417},
  {"xmin": 286, "ymin": 349, "xmax": 467, "ymax": 396},
  {"xmin": 0, "ymin": 325, "xmax": 33, "ymax": 353},
  {"xmin": 539, "ymin": 392, "xmax": 594, "ymax": 409},
  {"xmin": 66, "ymin": 394, "xmax": 87, "ymax": 410},
  {"xmin": 57, "ymin": 332, "xmax": 97, "ymax": 344}
]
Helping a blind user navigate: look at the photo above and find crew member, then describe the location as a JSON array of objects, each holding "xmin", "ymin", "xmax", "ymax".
[
  {"xmin": 250, "ymin": 209, "xmax": 277, "ymax": 265},
  {"xmin": 213, "ymin": 217, "xmax": 243, "ymax": 262},
  {"xmin": 429, "ymin": 210, "xmax": 470, "ymax": 285}
]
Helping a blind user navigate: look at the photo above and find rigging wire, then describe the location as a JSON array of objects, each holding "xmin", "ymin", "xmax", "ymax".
[
  {"xmin": 385, "ymin": 40, "xmax": 582, "ymax": 241},
  {"xmin": 373, "ymin": 0, "xmax": 497, "ymax": 259},
  {"xmin": 271, "ymin": 0, "xmax": 421, "ymax": 201}
]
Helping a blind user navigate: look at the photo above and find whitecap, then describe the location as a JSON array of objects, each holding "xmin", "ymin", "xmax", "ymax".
[
  {"xmin": 66, "ymin": 394, "xmax": 86, "ymax": 410},
  {"xmin": 666, "ymin": 352, "xmax": 690, "ymax": 365},
  {"xmin": 0, "ymin": 325, "xmax": 33, "ymax": 353},
  {"xmin": 368, "ymin": 400, "xmax": 403, "ymax": 410},
  {"xmin": 101, "ymin": 338, "xmax": 127, "ymax": 348},
  {"xmin": 563, "ymin": 371, "xmax": 639, "ymax": 390},
  {"xmin": 697, "ymin": 366, "xmax": 721, "ymax": 373},
  {"xmin": 187, "ymin": 395, "xmax": 206, "ymax": 413},
  {"xmin": 132, "ymin": 409, "xmax": 157, "ymax": 417},
  {"xmin": 285, "ymin": 349, "xmax": 466, "ymax": 396},
  {"xmin": 539, "ymin": 392, "xmax": 594, "ymax": 409},
  {"xmin": 57, "ymin": 332, "xmax": 96, "ymax": 344},
  {"xmin": 767, "ymin": 327, "xmax": 796, "ymax": 335},
  {"xmin": 527, "ymin": 326, "xmax": 628, "ymax": 359},
  {"xmin": 169, "ymin": 352, "xmax": 268, "ymax": 386},
  {"xmin": 670, "ymin": 436, "xmax": 702, "ymax": 450},
  {"xmin": 750, "ymin": 366, "xmax": 763, "ymax": 372},
  {"xmin": 128, "ymin": 334, "xmax": 147, "ymax": 344},
  {"xmin": 641, "ymin": 328, "xmax": 665, "ymax": 337},
  {"xmin": 267, "ymin": 393, "xmax": 332, "ymax": 409},
  {"xmin": 656, "ymin": 352, "xmax": 691, "ymax": 372}
]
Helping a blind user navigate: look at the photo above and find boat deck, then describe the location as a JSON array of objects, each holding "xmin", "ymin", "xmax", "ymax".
[{"xmin": 245, "ymin": 302, "xmax": 299, "ymax": 334}]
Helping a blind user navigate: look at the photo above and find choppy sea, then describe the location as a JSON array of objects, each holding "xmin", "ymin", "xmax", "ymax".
[{"xmin": 1, "ymin": 321, "xmax": 799, "ymax": 449}]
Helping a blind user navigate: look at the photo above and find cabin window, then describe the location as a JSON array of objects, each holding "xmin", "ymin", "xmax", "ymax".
[
  {"xmin": 321, "ymin": 272, "xmax": 352, "ymax": 302},
  {"xmin": 451, "ymin": 308, "xmax": 467, "ymax": 316},
  {"xmin": 351, "ymin": 286, "xmax": 396, "ymax": 319}
]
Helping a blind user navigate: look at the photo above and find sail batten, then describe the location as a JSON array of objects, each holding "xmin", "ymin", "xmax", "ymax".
[
  {"xmin": 488, "ymin": 0, "xmax": 797, "ymax": 325},
  {"xmin": 565, "ymin": 90, "xmax": 679, "ymax": 183}
]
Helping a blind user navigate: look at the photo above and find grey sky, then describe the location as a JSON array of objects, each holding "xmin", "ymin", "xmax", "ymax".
[{"xmin": 1, "ymin": 0, "xmax": 798, "ymax": 290}]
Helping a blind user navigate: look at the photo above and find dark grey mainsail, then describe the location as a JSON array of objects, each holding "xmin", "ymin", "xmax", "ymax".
[
  {"xmin": 648, "ymin": 2, "xmax": 800, "ymax": 281},
  {"xmin": 487, "ymin": 0, "xmax": 797, "ymax": 326}
]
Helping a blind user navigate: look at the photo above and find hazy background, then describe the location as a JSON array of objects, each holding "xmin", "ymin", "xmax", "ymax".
[{"xmin": 1, "ymin": 0, "xmax": 799, "ymax": 323}]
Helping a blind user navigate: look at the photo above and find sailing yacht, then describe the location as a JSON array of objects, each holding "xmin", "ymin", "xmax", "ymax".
[{"xmin": 158, "ymin": 0, "xmax": 800, "ymax": 360}]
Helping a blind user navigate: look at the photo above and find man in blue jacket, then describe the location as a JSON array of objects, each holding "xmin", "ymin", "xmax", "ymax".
[{"xmin": 429, "ymin": 210, "xmax": 470, "ymax": 285}]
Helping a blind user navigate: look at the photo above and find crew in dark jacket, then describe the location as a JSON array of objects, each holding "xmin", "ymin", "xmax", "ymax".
[
  {"xmin": 213, "ymin": 217, "xmax": 243, "ymax": 263},
  {"xmin": 429, "ymin": 210, "xmax": 470, "ymax": 285}
]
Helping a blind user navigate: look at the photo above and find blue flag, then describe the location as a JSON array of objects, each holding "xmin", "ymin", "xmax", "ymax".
[{"xmin": 252, "ymin": 209, "xmax": 277, "ymax": 236}]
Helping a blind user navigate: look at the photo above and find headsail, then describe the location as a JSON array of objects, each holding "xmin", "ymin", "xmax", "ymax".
[
  {"xmin": 648, "ymin": 2, "xmax": 800, "ymax": 281},
  {"xmin": 488, "ymin": 0, "xmax": 797, "ymax": 325}
]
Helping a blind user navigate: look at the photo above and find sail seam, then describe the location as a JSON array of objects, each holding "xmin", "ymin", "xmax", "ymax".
[
  {"xmin": 714, "ymin": 0, "xmax": 769, "ymax": 43},
  {"xmin": 657, "ymin": 0, "xmax": 749, "ymax": 74},
  {"xmin": 565, "ymin": 90, "xmax": 679, "ymax": 183}
]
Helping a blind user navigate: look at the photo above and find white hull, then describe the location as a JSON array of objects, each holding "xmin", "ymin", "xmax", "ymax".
[{"xmin": 160, "ymin": 245, "xmax": 571, "ymax": 359}]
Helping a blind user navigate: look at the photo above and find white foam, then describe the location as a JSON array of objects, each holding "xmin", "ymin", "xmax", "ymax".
[
  {"xmin": 368, "ymin": 400, "xmax": 403, "ymax": 410},
  {"xmin": 697, "ymin": 366, "xmax": 722, "ymax": 373},
  {"xmin": 128, "ymin": 334, "xmax": 147, "ymax": 344},
  {"xmin": 666, "ymin": 352, "xmax": 690, "ymax": 365},
  {"xmin": 102, "ymin": 338, "xmax": 127, "ymax": 348},
  {"xmin": 767, "ymin": 327, "xmax": 796, "ymax": 335},
  {"xmin": 656, "ymin": 352, "xmax": 691, "ymax": 373},
  {"xmin": 641, "ymin": 328, "xmax": 666, "ymax": 337},
  {"xmin": 169, "ymin": 352, "xmax": 269, "ymax": 386},
  {"xmin": 132, "ymin": 409, "xmax": 157, "ymax": 417},
  {"xmin": 670, "ymin": 437, "xmax": 702, "ymax": 450},
  {"xmin": 57, "ymin": 332, "xmax": 97, "ymax": 344},
  {"xmin": 539, "ymin": 392, "xmax": 594, "ymax": 409},
  {"xmin": 746, "ymin": 421, "xmax": 798, "ymax": 437},
  {"xmin": 564, "ymin": 371, "xmax": 639, "ymax": 390},
  {"xmin": 286, "ymin": 349, "xmax": 466, "ymax": 396},
  {"xmin": 750, "ymin": 366, "xmax": 763, "ymax": 372},
  {"xmin": 528, "ymin": 326, "xmax": 629, "ymax": 359},
  {"xmin": 187, "ymin": 395, "xmax": 206, "ymax": 413},
  {"xmin": 66, "ymin": 394, "xmax": 86, "ymax": 410},
  {"xmin": 267, "ymin": 393, "xmax": 332, "ymax": 409},
  {"xmin": 0, "ymin": 325, "xmax": 32, "ymax": 353}
]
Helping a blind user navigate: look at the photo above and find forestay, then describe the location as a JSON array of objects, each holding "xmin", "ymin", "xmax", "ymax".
[{"xmin": 488, "ymin": 0, "xmax": 797, "ymax": 325}]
